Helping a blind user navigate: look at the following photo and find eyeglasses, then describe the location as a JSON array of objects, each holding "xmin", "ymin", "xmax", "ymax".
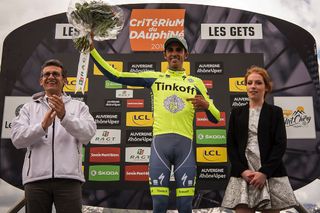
[{"xmin": 41, "ymin": 71, "xmax": 62, "ymax": 78}]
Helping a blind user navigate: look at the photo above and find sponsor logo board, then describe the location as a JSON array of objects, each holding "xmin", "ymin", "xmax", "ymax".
[
  {"xmin": 105, "ymin": 80, "xmax": 122, "ymax": 89},
  {"xmin": 55, "ymin": 23, "xmax": 80, "ymax": 39},
  {"xmin": 129, "ymin": 9, "xmax": 185, "ymax": 51},
  {"xmin": 197, "ymin": 166, "xmax": 227, "ymax": 180},
  {"xmin": 88, "ymin": 165, "xmax": 120, "ymax": 181},
  {"xmin": 125, "ymin": 165, "xmax": 149, "ymax": 181},
  {"xmin": 126, "ymin": 112, "xmax": 153, "ymax": 127},
  {"xmin": 127, "ymin": 99, "xmax": 144, "ymax": 108},
  {"xmin": 125, "ymin": 147, "xmax": 151, "ymax": 163},
  {"xmin": 1, "ymin": 96, "xmax": 31, "ymax": 139},
  {"xmin": 93, "ymin": 62, "xmax": 123, "ymax": 75},
  {"xmin": 126, "ymin": 129, "xmax": 153, "ymax": 144},
  {"xmin": 93, "ymin": 112, "xmax": 121, "ymax": 126},
  {"xmin": 196, "ymin": 147, "xmax": 227, "ymax": 163},
  {"xmin": 196, "ymin": 129, "xmax": 226, "ymax": 145},
  {"xmin": 230, "ymin": 94, "xmax": 249, "ymax": 108},
  {"xmin": 202, "ymin": 80, "xmax": 213, "ymax": 89},
  {"xmin": 116, "ymin": 89, "xmax": 133, "ymax": 98},
  {"xmin": 105, "ymin": 99, "xmax": 121, "ymax": 108},
  {"xmin": 91, "ymin": 129, "xmax": 121, "ymax": 145},
  {"xmin": 195, "ymin": 62, "xmax": 223, "ymax": 74},
  {"xmin": 229, "ymin": 77, "xmax": 246, "ymax": 92},
  {"xmin": 89, "ymin": 147, "xmax": 121, "ymax": 163},
  {"xmin": 196, "ymin": 112, "xmax": 225, "ymax": 127},
  {"xmin": 128, "ymin": 62, "xmax": 156, "ymax": 73},
  {"xmin": 201, "ymin": 23, "xmax": 263, "ymax": 39},
  {"xmin": 64, "ymin": 77, "xmax": 88, "ymax": 93},
  {"xmin": 274, "ymin": 96, "xmax": 316, "ymax": 139}
]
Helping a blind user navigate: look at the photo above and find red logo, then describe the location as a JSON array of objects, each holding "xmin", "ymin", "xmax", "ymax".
[
  {"xmin": 202, "ymin": 80, "xmax": 213, "ymax": 89},
  {"xmin": 196, "ymin": 112, "xmax": 225, "ymax": 127},
  {"xmin": 127, "ymin": 99, "xmax": 145, "ymax": 108},
  {"xmin": 89, "ymin": 147, "xmax": 120, "ymax": 163},
  {"xmin": 125, "ymin": 165, "xmax": 149, "ymax": 181}
]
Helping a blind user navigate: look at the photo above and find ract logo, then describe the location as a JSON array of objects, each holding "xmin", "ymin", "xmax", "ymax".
[
  {"xmin": 116, "ymin": 89, "xmax": 133, "ymax": 98},
  {"xmin": 91, "ymin": 129, "xmax": 121, "ymax": 145},
  {"xmin": 229, "ymin": 77, "xmax": 246, "ymax": 92},
  {"xmin": 126, "ymin": 112, "xmax": 153, "ymax": 127},
  {"xmin": 125, "ymin": 147, "xmax": 151, "ymax": 163}
]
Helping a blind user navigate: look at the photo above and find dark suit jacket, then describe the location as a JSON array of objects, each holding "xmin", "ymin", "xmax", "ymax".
[{"xmin": 227, "ymin": 102, "xmax": 288, "ymax": 178}]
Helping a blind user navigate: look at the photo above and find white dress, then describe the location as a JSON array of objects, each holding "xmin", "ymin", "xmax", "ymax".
[{"xmin": 222, "ymin": 108, "xmax": 297, "ymax": 210}]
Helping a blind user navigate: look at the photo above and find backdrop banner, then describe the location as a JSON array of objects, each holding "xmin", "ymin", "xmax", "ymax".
[{"xmin": 0, "ymin": 3, "xmax": 319, "ymax": 210}]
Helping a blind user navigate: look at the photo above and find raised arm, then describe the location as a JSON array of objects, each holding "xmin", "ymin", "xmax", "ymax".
[{"xmin": 90, "ymin": 48, "xmax": 158, "ymax": 88}]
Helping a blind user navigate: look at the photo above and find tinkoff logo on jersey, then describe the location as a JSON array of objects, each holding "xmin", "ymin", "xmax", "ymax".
[
  {"xmin": 63, "ymin": 77, "xmax": 88, "ymax": 93},
  {"xmin": 196, "ymin": 147, "xmax": 227, "ymax": 163},
  {"xmin": 126, "ymin": 112, "xmax": 153, "ymax": 127},
  {"xmin": 229, "ymin": 77, "xmax": 246, "ymax": 92},
  {"xmin": 164, "ymin": 95, "xmax": 185, "ymax": 113},
  {"xmin": 154, "ymin": 82, "xmax": 196, "ymax": 94}
]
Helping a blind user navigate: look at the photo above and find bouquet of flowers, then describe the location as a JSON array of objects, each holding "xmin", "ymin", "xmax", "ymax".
[{"xmin": 67, "ymin": 0, "xmax": 124, "ymax": 52}]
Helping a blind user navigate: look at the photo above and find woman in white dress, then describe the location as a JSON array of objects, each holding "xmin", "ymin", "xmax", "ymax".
[{"xmin": 222, "ymin": 66, "xmax": 297, "ymax": 213}]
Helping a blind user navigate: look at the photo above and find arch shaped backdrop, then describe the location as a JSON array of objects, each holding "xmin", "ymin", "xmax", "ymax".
[{"xmin": 0, "ymin": 3, "xmax": 319, "ymax": 210}]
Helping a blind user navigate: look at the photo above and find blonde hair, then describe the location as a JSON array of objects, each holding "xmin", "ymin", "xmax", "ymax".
[{"xmin": 244, "ymin": 66, "xmax": 272, "ymax": 96}]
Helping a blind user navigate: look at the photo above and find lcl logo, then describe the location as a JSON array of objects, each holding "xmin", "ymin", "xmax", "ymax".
[{"xmin": 126, "ymin": 112, "xmax": 153, "ymax": 127}]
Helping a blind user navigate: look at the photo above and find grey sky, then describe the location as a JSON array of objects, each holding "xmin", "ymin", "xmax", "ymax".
[{"xmin": 0, "ymin": 0, "xmax": 319, "ymax": 66}]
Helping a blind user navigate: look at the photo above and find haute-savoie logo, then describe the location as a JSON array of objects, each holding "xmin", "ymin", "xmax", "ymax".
[
  {"xmin": 274, "ymin": 96, "xmax": 316, "ymax": 139},
  {"xmin": 283, "ymin": 106, "xmax": 312, "ymax": 128}
]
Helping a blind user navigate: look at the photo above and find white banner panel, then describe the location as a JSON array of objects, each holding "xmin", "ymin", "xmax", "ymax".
[
  {"xmin": 274, "ymin": 96, "xmax": 316, "ymax": 139},
  {"xmin": 1, "ymin": 96, "xmax": 31, "ymax": 139}
]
